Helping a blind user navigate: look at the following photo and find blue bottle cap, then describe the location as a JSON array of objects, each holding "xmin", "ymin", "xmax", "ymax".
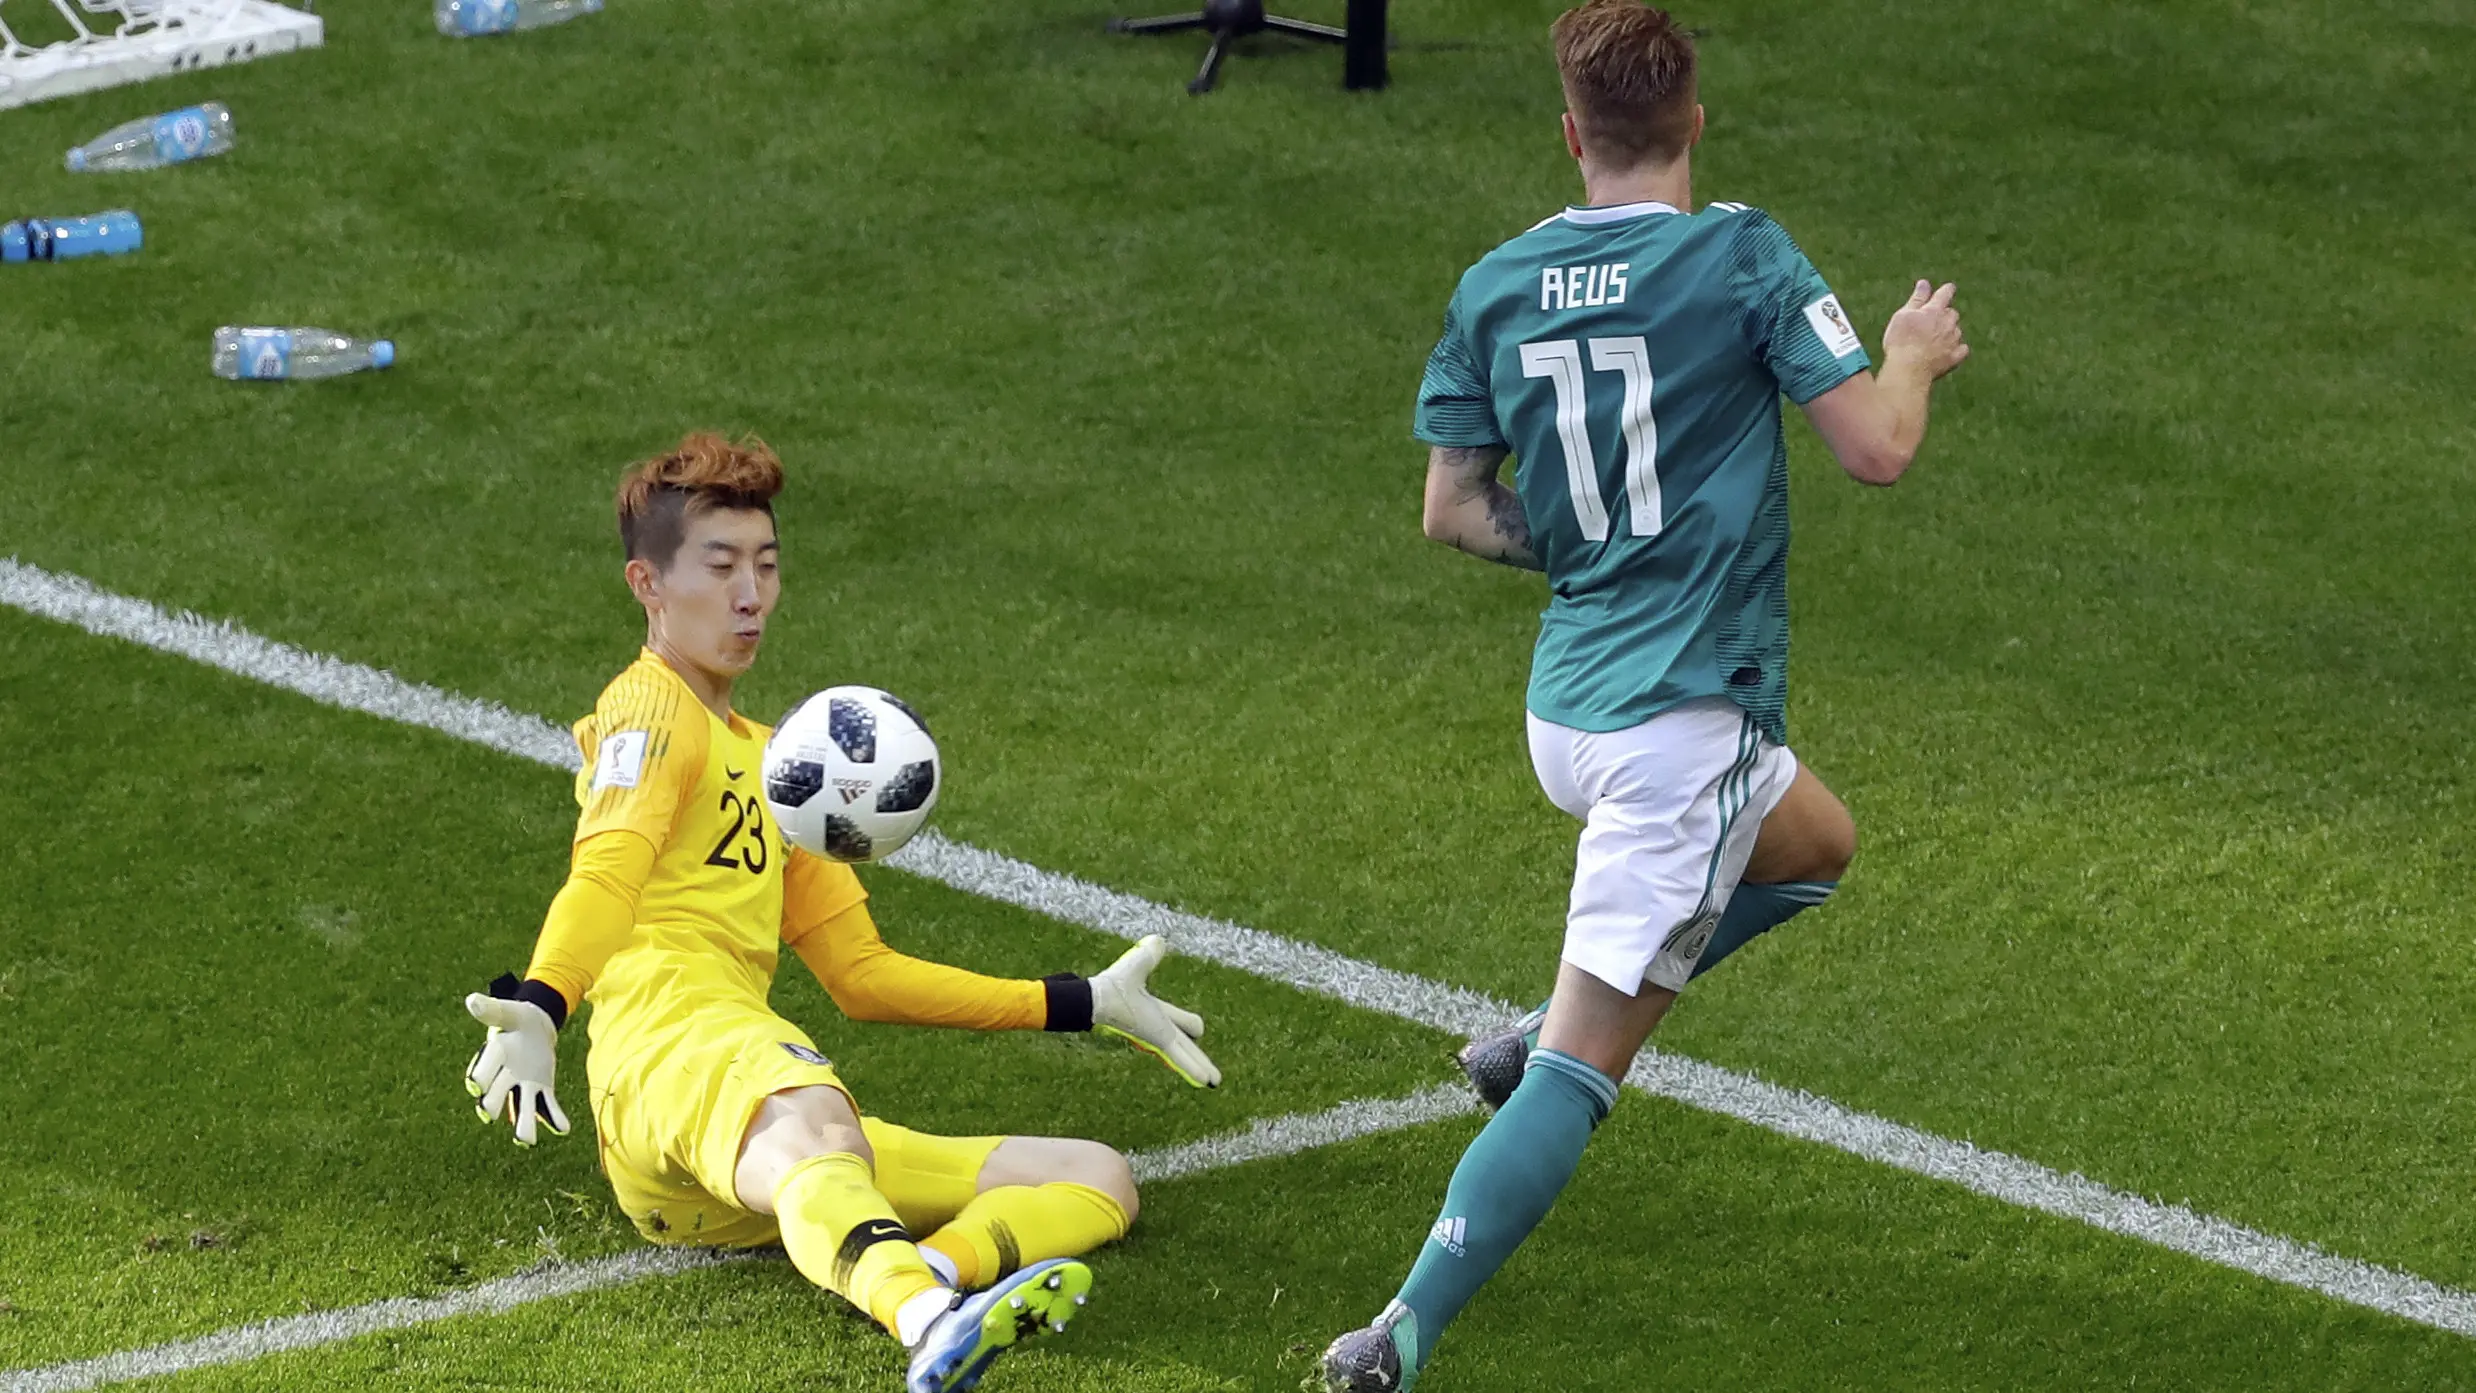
[
  {"xmin": 65, "ymin": 148, "xmax": 88, "ymax": 172},
  {"xmin": 371, "ymin": 340, "xmax": 396, "ymax": 369},
  {"xmin": 2, "ymin": 222, "xmax": 24, "ymax": 263}
]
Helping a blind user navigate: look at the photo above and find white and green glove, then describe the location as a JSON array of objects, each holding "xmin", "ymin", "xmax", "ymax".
[
  {"xmin": 1089, "ymin": 935, "xmax": 1220, "ymax": 1089},
  {"xmin": 463, "ymin": 974, "xmax": 572, "ymax": 1147}
]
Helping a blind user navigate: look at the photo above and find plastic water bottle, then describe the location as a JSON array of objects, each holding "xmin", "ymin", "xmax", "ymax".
[
  {"xmin": 2, "ymin": 211, "xmax": 142, "ymax": 263},
  {"xmin": 435, "ymin": 0, "xmax": 602, "ymax": 37},
  {"xmin": 212, "ymin": 328, "xmax": 397, "ymax": 382},
  {"xmin": 66, "ymin": 103, "xmax": 235, "ymax": 172}
]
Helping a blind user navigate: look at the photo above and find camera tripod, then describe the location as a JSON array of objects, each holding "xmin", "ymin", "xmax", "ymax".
[{"xmin": 1109, "ymin": 0, "xmax": 1357, "ymax": 95}]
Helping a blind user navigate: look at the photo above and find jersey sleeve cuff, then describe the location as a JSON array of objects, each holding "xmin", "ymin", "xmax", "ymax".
[
  {"xmin": 1415, "ymin": 398, "xmax": 1507, "ymax": 449},
  {"xmin": 1413, "ymin": 423, "xmax": 1507, "ymax": 449},
  {"xmin": 1784, "ymin": 356, "xmax": 1869, "ymax": 406},
  {"xmin": 1041, "ymin": 973, "xmax": 1094, "ymax": 1032}
]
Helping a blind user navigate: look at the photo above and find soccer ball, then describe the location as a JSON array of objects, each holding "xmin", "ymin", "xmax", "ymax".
[{"xmin": 762, "ymin": 686, "xmax": 941, "ymax": 863}]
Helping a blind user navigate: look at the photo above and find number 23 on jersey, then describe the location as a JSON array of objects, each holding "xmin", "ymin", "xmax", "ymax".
[{"xmin": 704, "ymin": 788, "xmax": 772, "ymax": 873}]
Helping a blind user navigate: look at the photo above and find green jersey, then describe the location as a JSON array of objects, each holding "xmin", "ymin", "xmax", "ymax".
[{"xmin": 1415, "ymin": 200, "xmax": 1868, "ymax": 742}]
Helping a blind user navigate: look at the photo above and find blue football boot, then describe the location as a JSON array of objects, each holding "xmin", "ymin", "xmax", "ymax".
[{"xmin": 905, "ymin": 1258, "xmax": 1093, "ymax": 1392}]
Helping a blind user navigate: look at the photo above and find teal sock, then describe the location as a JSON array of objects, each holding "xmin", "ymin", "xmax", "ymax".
[
  {"xmin": 1503, "ymin": 881, "xmax": 1836, "ymax": 1055},
  {"xmin": 1690, "ymin": 879, "xmax": 1837, "ymax": 980},
  {"xmin": 1389, "ymin": 1048, "xmax": 1617, "ymax": 1375}
]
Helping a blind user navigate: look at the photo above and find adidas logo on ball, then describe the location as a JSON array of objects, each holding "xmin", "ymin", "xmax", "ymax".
[{"xmin": 761, "ymin": 685, "xmax": 942, "ymax": 864}]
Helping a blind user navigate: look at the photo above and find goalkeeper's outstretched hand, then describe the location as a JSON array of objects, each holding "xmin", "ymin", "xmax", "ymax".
[
  {"xmin": 464, "ymin": 976, "xmax": 571, "ymax": 1146},
  {"xmin": 1090, "ymin": 935, "xmax": 1220, "ymax": 1088}
]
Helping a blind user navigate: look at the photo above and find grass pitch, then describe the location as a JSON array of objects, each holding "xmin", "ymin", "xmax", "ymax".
[{"xmin": 5, "ymin": 0, "xmax": 2476, "ymax": 1387}]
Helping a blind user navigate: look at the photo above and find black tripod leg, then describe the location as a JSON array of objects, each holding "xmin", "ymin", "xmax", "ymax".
[
  {"xmin": 1344, "ymin": 0, "xmax": 1388, "ymax": 88},
  {"xmin": 1261, "ymin": 15, "xmax": 1347, "ymax": 41},
  {"xmin": 1188, "ymin": 31, "xmax": 1233, "ymax": 93},
  {"xmin": 1110, "ymin": 12, "xmax": 1209, "ymax": 34}
]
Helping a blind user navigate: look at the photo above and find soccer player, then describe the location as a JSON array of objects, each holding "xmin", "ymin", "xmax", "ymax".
[
  {"xmin": 460, "ymin": 433, "xmax": 1223, "ymax": 1393},
  {"xmin": 1319, "ymin": 4, "xmax": 1970, "ymax": 1387}
]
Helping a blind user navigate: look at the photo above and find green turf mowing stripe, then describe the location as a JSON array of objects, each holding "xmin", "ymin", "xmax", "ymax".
[{"xmin": 9, "ymin": 554, "xmax": 2476, "ymax": 1355}]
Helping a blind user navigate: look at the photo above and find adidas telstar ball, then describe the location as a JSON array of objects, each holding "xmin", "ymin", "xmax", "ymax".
[{"xmin": 762, "ymin": 686, "xmax": 941, "ymax": 863}]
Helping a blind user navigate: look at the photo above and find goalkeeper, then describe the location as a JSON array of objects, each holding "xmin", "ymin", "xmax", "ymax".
[{"xmin": 461, "ymin": 432, "xmax": 1220, "ymax": 1393}]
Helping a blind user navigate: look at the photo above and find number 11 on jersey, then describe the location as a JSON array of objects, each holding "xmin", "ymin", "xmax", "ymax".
[{"xmin": 1518, "ymin": 336, "xmax": 1661, "ymax": 541}]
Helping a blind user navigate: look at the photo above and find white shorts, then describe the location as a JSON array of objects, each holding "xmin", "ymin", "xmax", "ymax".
[{"xmin": 1528, "ymin": 697, "xmax": 1799, "ymax": 995}]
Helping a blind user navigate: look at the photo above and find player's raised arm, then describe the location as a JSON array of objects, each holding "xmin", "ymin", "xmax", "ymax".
[
  {"xmin": 463, "ymin": 686, "xmax": 703, "ymax": 1147},
  {"xmin": 782, "ymin": 851, "xmax": 1221, "ymax": 1087},
  {"xmin": 1423, "ymin": 444, "xmax": 1542, "ymax": 570},
  {"xmin": 1799, "ymin": 280, "xmax": 1971, "ymax": 486}
]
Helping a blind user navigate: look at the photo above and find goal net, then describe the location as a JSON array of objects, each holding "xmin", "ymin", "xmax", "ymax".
[{"xmin": 0, "ymin": 0, "xmax": 321, "ymax": 111}]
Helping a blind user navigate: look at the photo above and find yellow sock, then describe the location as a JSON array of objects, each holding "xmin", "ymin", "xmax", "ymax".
[
  {"xmin": 919, "ymin": 1183, "xmax": 1132, "ymax": 1290},
  {"xmin": 775, "ymin": 1152, "xmax": 947, "ymax": 1336}
]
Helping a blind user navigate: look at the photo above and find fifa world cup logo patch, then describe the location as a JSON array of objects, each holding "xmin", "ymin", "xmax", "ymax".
[
  {"xmin": 1803, "ymin": 293, "xmax": 1866, "ymax": 359},
  {"xmin": 780, "ymin": 1041, "xmax": 833, "ymax": 1067}
]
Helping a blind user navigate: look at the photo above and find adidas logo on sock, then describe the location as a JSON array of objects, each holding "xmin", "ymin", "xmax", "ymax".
[{"xmin": 1428, "ymin": 1216, "xmax": 1468, "ymax": 1257}]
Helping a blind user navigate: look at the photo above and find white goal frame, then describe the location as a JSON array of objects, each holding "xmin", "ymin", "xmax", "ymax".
[{"xmin": 0, "ymin": 0, "xmax": 321, "ymax": 112}]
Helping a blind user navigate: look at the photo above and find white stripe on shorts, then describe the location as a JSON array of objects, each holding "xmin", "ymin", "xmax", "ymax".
[{"xmin": 1528, "ymin": 699, "xmax": 1798, "ymax": 995}]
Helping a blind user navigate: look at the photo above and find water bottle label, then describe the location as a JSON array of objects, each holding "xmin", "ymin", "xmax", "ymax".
[
  {"xmin": 458, "ymin": 0, "xmax": 517, "ymax": 33},
  {"xmin": 238, "ymin": 330, "xmax": 292, "ymax": 380},
  {"xmin": 154, "ymin": 108, "xmax": 212, "ymax": 162}
]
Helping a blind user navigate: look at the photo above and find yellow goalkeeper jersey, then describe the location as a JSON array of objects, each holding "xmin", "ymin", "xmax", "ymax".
[
  {"xmin": 568, "ymin": 650, "xmax": 866, "ymax": 1050},
  {"xmin": 535, "ymin": 649, "xmax": 1049, "ymax": 1072}
]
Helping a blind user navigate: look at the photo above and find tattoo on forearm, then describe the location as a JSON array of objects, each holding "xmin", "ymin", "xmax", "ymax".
[
  {"xmin": 1430, "ymin": 444, "xmax": 1542, "ymax": 570},
  {"xmin": 1475, "ymin": 485, "xmax": 1543, "ymax": 570},
  {"xmin": 1435, "ymin": 446, "xmax": 1504, "ymax": 488}
]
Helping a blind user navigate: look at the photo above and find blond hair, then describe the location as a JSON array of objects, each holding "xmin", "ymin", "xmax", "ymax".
[{"xmin": 1553, "ymin": 0, "xmax": 1698, "ymax": 168}]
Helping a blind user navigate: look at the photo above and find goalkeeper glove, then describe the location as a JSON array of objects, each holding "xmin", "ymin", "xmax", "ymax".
[
  {"xmin": 463, "ymin": 973, "xmax": 572, "ymax": 1147},
  {"xmin": 1088, "ymin": 935, "xmax": 1220, "ymax": 1089}
]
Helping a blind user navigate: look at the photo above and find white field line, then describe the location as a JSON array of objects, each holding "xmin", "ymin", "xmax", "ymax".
[
  {"xmin": 0, "ymin": 559, "xmax": 580, "ymax": 771},
  {"xmin": 1, "ymin": 1089, "xmax": 1480, "ymax": 1393},
  {"xmin": 1129, "ymin": 1083, "xmax": 1479, "ymax": 1184},
  {"xmin": 7, "ymin": 554, "xmax": 2476, "ymax": 1352},
  {"xmin": 896, "ymin": 838, "xmax": 2476, "ymax": 1337}
]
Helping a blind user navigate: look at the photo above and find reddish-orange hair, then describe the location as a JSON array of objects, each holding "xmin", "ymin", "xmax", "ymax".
[
  {"xmin": 614, "ymin": 432, "xmax": 785, "ymax": 568},
  {"xmin": 1553, "ymin": 0, "xmax": 1698, "ymax": 168}
]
